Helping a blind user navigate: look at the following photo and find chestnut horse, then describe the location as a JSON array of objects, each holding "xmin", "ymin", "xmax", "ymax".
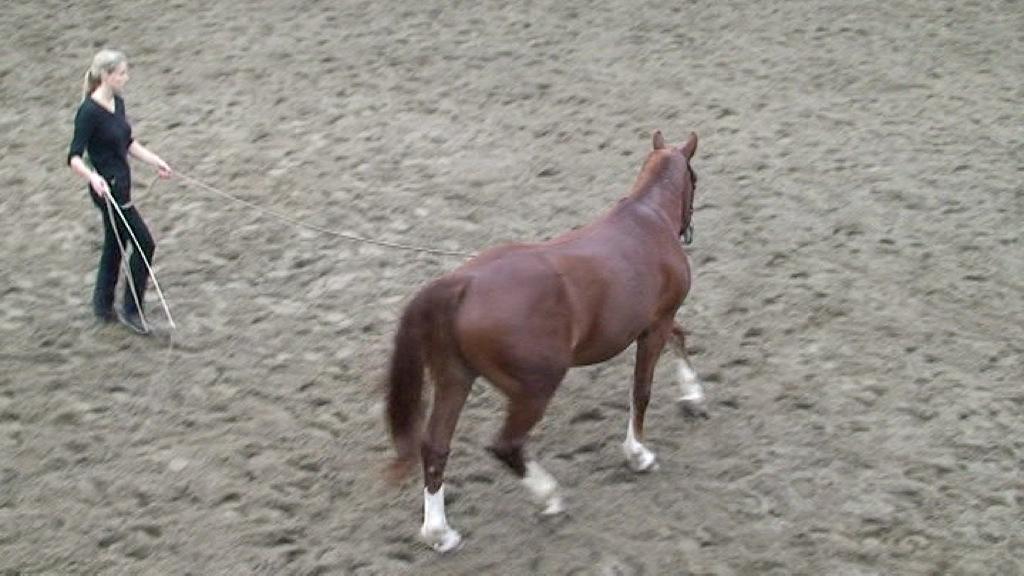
[{"xmin": 386, "ymin": 131, "xmax": 706, "ymax": 552}]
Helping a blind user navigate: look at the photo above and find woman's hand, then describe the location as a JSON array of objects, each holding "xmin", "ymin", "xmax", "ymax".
[
  {"xmin": 89, "ymin": 172, "xmax": 110, "ymax": 198},
  {"xmin": 155, "ymin": 157, "xmax": 173, "ymax": 179},
  {"xmin": 128, "ymin": 141, "xmax": 173, "ymax": 179}
]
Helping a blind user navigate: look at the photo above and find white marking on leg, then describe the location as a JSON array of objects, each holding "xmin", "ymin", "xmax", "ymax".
[
  {"xmin": 523, "ymin": 461, "xmax": 564, "ymax": 515},
  {"xmin": 622, "ymin": 402, "xmax": 658, "ymax": 472},
  {"xmin": 420, "ymin": 485, "xmax": 461, "ymax": 553},
  {"xmin": 677, "ymin": 358, "xmax": 705, "ymax": 403}
]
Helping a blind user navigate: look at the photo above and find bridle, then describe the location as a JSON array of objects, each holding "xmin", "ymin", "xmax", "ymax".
[{"xmin": 681, "ymin": 166, "xmax": 697, "ymax": 245}]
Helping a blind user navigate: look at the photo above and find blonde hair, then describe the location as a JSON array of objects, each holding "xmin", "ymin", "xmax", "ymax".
[{"xmin": 82, "ymin": 49, "xmax": 127, "ymax": 99}]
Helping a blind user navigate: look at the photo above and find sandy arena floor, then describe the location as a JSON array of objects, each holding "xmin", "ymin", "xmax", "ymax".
[{"xmin": 1, "ymin": 1, "xmax": 1022, "ymax": 574}]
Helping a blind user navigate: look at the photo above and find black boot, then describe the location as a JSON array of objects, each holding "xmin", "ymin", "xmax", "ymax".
[
  {"xmin": 93, "ymin": 281, "xmax": 117, "ymax": 324},
  {"xmin": 119, "ymin": 306, "xmax": 150, "ymax": 335},
  {"xmin": 94, "ymin": 308, "xmax": 117, "ymax": 324}
]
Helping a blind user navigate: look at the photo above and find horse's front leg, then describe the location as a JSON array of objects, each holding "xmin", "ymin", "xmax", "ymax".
[
  {"xmin": 624, "ymin": 319, "xmax": 672, "ymax": 472},
  {"xmin": 670, "ymin": 323, "xmax": 708, "ymax": 418}
]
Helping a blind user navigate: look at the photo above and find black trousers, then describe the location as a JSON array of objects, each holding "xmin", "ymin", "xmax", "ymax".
[{"xmin": 90, "ymin": 191, "xmax": 155, "ymax": 317}]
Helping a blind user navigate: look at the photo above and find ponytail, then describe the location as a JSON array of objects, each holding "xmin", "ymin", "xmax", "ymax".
[{"xmin": 82, "ymin": 69, "xmax": 101, "ymax": 100}]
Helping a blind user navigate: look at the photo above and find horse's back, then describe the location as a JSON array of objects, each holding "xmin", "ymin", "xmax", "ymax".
[
  {"xmin": 455, "ymin": 248, "xmax": 574, "ymax": 328},
  {"xmin": 447, "ymin": 221, "xmax": 689, "ymax": 381}
]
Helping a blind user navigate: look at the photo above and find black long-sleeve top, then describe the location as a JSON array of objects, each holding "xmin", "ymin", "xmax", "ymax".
[{"xmin": 67, "ymin": 95, "xmax": 134, "ymax": 202}]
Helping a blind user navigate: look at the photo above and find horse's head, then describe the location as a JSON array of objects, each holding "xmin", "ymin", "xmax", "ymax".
[{"xmin": 651, "ymin": 130, "xmax": 699, "ymax": 243}]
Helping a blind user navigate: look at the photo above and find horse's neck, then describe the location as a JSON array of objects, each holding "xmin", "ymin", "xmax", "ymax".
[
  {"xmin": 622, "ymin": 180, "xmax": 681, "ymax": 231},
  {"xmin": 625, "ymin": 156, "xmax": 682, "ymax": 223}
]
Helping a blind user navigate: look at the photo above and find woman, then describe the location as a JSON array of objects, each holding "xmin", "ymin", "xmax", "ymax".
[{"xmin": 68, "ymin": 49, "xmax": 172, "ymax": 334}]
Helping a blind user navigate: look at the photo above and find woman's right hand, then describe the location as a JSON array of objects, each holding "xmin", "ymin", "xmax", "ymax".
[{"xmin": 89, "ymin": 172, "xmax": 110, "ymax": 199}]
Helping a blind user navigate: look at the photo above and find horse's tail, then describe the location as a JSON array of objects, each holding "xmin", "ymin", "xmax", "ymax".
[{"xmin": 385, "ymin": 276, "xmax": 467, "ymax": 483}]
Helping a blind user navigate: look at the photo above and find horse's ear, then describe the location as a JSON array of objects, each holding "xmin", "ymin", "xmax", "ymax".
[
  {"xmin": 679, "ymin": 132, "xmax": 698, "ymax": 160},
  {"xmin": 652, "ymin": 130, "xmax": 666, "ymax": 150}
]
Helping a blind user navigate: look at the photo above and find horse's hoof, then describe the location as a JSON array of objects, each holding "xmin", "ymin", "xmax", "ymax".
[
  {"xmin": 679, "ymin": 397, "xmax": 709, "ymax": 419},
  {"xmin": 540, "ymin": 495, "xmax": 565, "ymax": 516},
  {"xmin": 421, "ymin": 526, "xmax": 462, "ymax": 553},
  {"xmin": 624, "ymin": 447, "xmax": 659, "ymax": 473},
  {"xmin": 630, "ymin": 457, "xmax": 660, "ymax": 473}
]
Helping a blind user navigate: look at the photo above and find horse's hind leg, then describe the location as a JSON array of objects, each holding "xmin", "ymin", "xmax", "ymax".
[
  {"xmin": 670, "ymin": 322, "xmax": 708, "ymax": 418},
  {"xmin": 488, "ymin": 389, "xmax": 564, "ymax": 515},
  {"xmin": 624, "ymin": 319, "xmax": 672, "ymax": 472},
  {"xmin": 419, "ymin": 370, "xmax": 473, "ymax": 553}
]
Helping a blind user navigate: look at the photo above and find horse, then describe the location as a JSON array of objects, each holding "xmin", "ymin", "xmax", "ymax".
[{"xmin": 385, "ymin": 130, "xmax": 707, "ymax": 552}]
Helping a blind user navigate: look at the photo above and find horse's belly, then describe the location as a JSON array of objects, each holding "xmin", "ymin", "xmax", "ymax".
[{"xmin": 570, "ymin": 331, "xmax": 641, "ymax": 366}]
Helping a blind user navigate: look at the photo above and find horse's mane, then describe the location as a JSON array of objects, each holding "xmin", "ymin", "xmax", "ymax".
[{"xmin": 628, "ymin": 151, "xmax": 675, "ymax": 197}]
